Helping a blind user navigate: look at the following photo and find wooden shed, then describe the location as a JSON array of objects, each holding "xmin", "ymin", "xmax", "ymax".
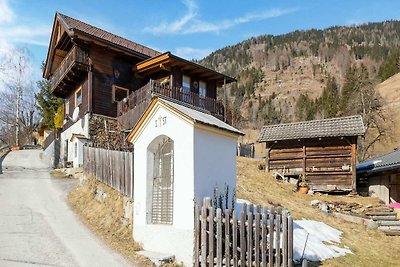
[
  {"xmin": 258, "ymin": 115, "xmax": 365, "ymax": 192},
  {"xmin": 357, "ymin": 149, "xmax": 400, "ymax": 204}
]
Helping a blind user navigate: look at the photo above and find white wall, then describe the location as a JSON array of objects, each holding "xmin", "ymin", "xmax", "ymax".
[
  {"xmin": 132, "ymin": 103, "xmax": 239, "ymax": 266},
  {"xmin": 369, "ymin": 175, "xmax": 390, "ymax": 204},
  {"xmin": 193, "ymin": 127, "xmax": 238, "ymax": 207},
  {"xmin": 133, "ymin": 105, "xmax": 194, "ymax": 266},
  {"xmin": 60, "ymin": 114, "xmax": 90, "ymax": 167}
]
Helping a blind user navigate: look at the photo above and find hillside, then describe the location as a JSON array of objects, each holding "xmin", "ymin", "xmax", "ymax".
[
  {"xmin": 374, "ymin": 72, "xmax": 400, "ymax": 154},
  {"xmin": 199, "ymin": 20, "xmax": 400, "ymax": 158},
  {"xmin": 237, "ymin": 157, "xmax": 400, "ymax": 266}
]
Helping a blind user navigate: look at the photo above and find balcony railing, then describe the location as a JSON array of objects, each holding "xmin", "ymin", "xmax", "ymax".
[
  {"xmin": 50, "ymin": 46, "xmax": 89, "ymax": 93},
  {"xmin": 117, "ymin": 80, "xmax": 225, "ymax": 130}
]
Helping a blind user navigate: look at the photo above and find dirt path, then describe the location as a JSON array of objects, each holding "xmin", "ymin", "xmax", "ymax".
[{"xmin": 0, "ymin": 150, "xmax": 131, "ymax": 267}]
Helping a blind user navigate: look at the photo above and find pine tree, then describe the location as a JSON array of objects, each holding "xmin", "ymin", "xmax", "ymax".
[{"xmin": 35, "ymin": 63, "xmax": 63, "ymax": 129}]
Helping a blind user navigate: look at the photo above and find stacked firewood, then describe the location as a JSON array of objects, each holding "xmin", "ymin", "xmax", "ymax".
[{"xmin": 89, "ymin": 115, "xmax": 132, "ymax": 151}]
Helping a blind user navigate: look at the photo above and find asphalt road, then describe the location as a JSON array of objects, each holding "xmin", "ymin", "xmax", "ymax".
[{"xmin": 0, "ymin": 150, "xmax": 130, "ymax": 267}]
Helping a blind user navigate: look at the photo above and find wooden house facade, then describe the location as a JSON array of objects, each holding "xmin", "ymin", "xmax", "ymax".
[
  {"xmin": 258, "ymin": 116, "xmax": 365, "ymax": 192},
  {"xmin": 43, "ymin": 13, "xmax": 235, "ymax": 167}
]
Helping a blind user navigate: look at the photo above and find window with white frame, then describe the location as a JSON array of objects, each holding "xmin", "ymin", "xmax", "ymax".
[{"xmin": 74, "ymin": 142, "xmax": 78, "ymax": 158}]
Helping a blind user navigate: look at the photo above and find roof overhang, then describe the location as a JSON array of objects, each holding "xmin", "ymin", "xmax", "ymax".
[{"xmin": 134, "ymin": 52, "xmax": 236, "ymax": 86}]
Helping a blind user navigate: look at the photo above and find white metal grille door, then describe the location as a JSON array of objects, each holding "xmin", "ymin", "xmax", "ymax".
[{"xmin": 151, "ymin": 137, "xmax": 174, "ymax": 224}]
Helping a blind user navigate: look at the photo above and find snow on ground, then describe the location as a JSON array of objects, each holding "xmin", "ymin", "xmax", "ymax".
[
  {"xmin": 293, "ymin": 220, "xmax": 352, "ymax": 262},
  {"xmin": 236, "ymin": 200, "xmax": 352, "ymax": 262}
]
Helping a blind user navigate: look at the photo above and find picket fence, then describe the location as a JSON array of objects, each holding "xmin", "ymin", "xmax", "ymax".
[
  {"xmin": 194, "ymin": 198, "xmax": 293, "ymax": 267},
  {"xmin": 83, "ymin": 146, "xmax": 133, "ymax": 198}
]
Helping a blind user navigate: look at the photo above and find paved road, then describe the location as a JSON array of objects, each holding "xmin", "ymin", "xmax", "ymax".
[{"xmin": 0, "ymin": 150, "xmax": 131, "ymax": 267}]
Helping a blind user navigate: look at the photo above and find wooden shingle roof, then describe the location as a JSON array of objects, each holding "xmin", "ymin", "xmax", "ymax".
[
  {"xmin": 57, "ymin": 13, "xmax": 160, "ymax": 58},
  {"xmin": 258, "ymin": 115, "xmax": 365, "ymax": 142}
]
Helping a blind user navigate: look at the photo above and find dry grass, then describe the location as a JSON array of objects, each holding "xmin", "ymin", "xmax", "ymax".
[
  {"xmin": 67, "ymin": 176, "xmax": 154, "ymax": 267},
  {"xmin": 50, "ymin": 170, "xmax": 70, "ymax": 178},
  {"xmin": 237, "ymin": 157, "xmax": 400, "ymax": 266}
]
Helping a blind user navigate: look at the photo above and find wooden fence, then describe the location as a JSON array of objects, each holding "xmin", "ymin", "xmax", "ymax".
[
  {"xmin": 194, "ymin": 199, "xmax": 293, "ymax": 267},
  {"xmin": 83, "ymin": 146, "xmax": 133, "ymax": 198}
]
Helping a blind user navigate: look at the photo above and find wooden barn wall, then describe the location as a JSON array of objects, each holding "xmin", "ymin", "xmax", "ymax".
[
  {"xmin": 90, "ymin": 45, "xmax": 144, "ymax": 117},
  {"xmin": 266, "ymin": 137, "xmax": 356, "ymax": 191}
]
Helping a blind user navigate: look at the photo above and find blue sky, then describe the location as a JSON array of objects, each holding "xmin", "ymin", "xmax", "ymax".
[{"xmin": 1, "ymin": 0, "xmax": 400, "ymax": 83}]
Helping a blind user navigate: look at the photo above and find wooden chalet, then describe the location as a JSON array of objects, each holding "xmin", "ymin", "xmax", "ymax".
[
  {"xmin": 258, "ymin": 115, "xmax": 365, "ymax": 192},
  {"xmin": 43, "ymin": 12, "xmax": 235, "ymax": 167}
]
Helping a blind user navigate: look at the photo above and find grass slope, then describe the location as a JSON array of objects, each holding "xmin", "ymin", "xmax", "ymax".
[{"xmin": 237, "ymin": 157, "xmax": 400, "ymax": 266}]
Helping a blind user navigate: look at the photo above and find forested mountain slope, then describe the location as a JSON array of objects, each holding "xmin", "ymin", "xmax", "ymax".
[{"xmin": 199, "ymin": 20, "xmax": 400, "ymax": 159}]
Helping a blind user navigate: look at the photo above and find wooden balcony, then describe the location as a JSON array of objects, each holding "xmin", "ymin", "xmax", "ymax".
[
  {"xmin": 117, "ymin": 80, "xmax": 225, "ymax": 130},
  {"xmin": 50, "ymin": 46, "xmax": 89, "ymax": 96}
]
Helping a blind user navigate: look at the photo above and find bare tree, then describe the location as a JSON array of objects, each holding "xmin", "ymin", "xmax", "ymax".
[{"xmin": 0, "ymin": 48, "xmax": 40, "ymax": 146}]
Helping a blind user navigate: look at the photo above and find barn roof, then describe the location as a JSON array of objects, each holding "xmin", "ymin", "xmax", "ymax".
[
  {"xmin": 258, "ymin": 115, "xmax": 365, "ymax": 142},
  {"xmin": 57, "ymin": 13, "xmax": 160, "ymax": 58}
]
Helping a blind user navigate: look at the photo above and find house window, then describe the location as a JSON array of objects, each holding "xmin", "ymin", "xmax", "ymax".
[
  {"xmin": 74, "ymin": 142, "xmax": 78, "ymax": 158},
  {"xmin": 151, "ymin": 137, "xmax": 174, "ymax": 224},
  {"xmin": 112, "ymin": 85, "xmax": 129, "ymax": 102},
  {"xmin": 199, "ymin": 81, "xmax": 207, "ymax": 97},
  {"xmin": 65, "ymin": 100, "xmax": 70, "ymax": 115},
  {"xmin": 75, "ymin": 86, "xmax": 82, "ymax": 106},
  {"xmin": 182, "ymin": 75, "xmax": 190, "ymax": 93}
]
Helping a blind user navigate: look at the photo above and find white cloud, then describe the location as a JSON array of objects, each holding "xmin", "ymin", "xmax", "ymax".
[
  {"xmin": 0, "ymin": 0, "xmax": 50, "ymax": 52},
  {"xmin": 144, "ymin": 1, "xmax": 297, "ymax": 35},
  {"xmin": 175, "ymin": 47, "xmax": 213, "ymax": 60},
  {"xmin": 144, "ymin": 0, "xmax": 198, "ymax": 35},
  {"xmin": 0, "ymin": 0, "xmax": 14, "ymax": 24}
]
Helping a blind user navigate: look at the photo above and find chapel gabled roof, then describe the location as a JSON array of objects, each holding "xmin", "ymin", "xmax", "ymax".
[
  {"xmin": 127, "ymin": 97, "xmax": 243, "ymax": 143},
  {"xmin": 258, "ymin": 115, "xmax": 365, "ymax": 142}
]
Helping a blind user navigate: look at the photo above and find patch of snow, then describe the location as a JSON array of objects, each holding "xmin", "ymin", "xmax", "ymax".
[
  {"xmin": 293, "ymin": 220, "xmax": 352, "ymax": 262},
  {"xmin": 235, "ymin": 200, "xmax": 351, "ymax": 262}
]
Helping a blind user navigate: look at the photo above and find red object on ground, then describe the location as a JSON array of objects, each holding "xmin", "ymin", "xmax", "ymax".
[{"xmin": 388, "ymin": 202, "xmax": 400, "ymax": 208}]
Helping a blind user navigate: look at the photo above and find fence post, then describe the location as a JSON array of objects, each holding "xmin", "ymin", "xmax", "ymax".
[
  {"xmin": 225, "ymin": 209, "xmax": 231, "ymax": 267},
  {"xmin": 276, "ymin": 207, "xmax": 281, "ymax": 267},
  {"xmin": 201, "ymin": 202, "xmax": 207, "ymax": 267},
  {"xmin": 216, "ymin": 208, "xmax": 223, "ymax": 267},
  {"xmin": 232, "ymin": 209, "xmax": 238, "ymax": 267},
  {"xmin": 255, "ymin": 209, "xmax": 260, "ymax": 267},
  {"xmin": 269, "ymin": 206, "xmax": 275, "ymax": 266},
  {"xmin": 240, "ymin": 203, "xmax": 247, "ymax": 266},
  {"xmin": 288, "ymin": 215, "xmax": 293, "ymax": 267},
  {"xmin": 261, "ymin": 209, "xmax": 267, "ymax": 267},
  {"xmin": 282, "ymin": 210, "xmax": 288, "ymax": 267},
  {"xmin": 247, "ymin": 211, "xmax": 253, "ymax": 267},
  {"xmin": 194, "ymin": 204, "xmax": 200, "ymax": 267},
  {"xmin": 209, "ymin": 204, "xmax": 214, "ymax": 266}
]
